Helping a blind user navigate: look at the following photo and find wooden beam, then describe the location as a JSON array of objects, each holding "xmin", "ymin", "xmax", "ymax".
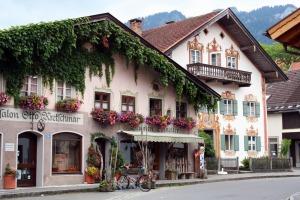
[{"xmin": 241, "ymin": 45, "xmax": 256, "ymax": 52}]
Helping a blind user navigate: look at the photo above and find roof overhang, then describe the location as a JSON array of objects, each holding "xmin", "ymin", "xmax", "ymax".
[
  {"xmin": 265, "ymin": 8, "xmax": 300, "ymax": 51},
  {"xmin": 118, "ymin": 130, "xmax": 204, "ymax": 143}
]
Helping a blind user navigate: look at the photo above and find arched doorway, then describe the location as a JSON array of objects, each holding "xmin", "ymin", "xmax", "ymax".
[{"xmin": 17, "ymin": 132, "xmax": 37, "ymax": 187}]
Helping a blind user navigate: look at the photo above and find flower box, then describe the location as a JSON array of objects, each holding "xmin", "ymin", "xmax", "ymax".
[
  {"xmin": 146, "ymin": 115, "xmax": 171, "ymax": 129},
  {"xmin": 119, "ymin": 111, "xmax": 144, "ymax": 129},
  {"xmin": 55, "ymin": 97, "xmax": 83, "ymax": 113},
  {"xmin": 0, "ymin": 91, "xmax": 9, "ymax": 106},
  {"xmin": 173, "ymin": 117, "xmax": 196, "ymax": 130},
  {"xmin": 17, "ymin": 94, "xmax": 48, "ymax": 110},
  {"xmin": 3, "ymin": 163, "xmax": 17, "ymax": 189},
  {"xmin": 90, "ymin": 108, "xmax": 118, "ymax": 127}
]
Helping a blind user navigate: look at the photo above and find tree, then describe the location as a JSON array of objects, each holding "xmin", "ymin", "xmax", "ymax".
[
  {"xmin": 198, "ymin": 130, "xmax": 215, "ymax": 158},
  {"xmin": 260, "ymin": 42, "xmax": 300, "ymax": 71},
  {"xmin": 280, "ymin": 139, "xmax": 291, "ymax": 158}
]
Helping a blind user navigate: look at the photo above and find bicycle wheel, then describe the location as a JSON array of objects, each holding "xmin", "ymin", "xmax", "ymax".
[
  {"xmin": 117, "ymin": 175, "xmax": 129, "ymax": 189},
  {"xmin": 138, "ymin": 175, "xmax": 152, "ymax": 192}
]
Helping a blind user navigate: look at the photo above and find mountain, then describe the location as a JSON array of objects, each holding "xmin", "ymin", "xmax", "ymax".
[
  {"xmin": 127, "ymin": 4, "xmax": 297, "ymax": 45},
  {"xmin": 232, "ymin": 4, "xmax": 297, "ymax": 44}
]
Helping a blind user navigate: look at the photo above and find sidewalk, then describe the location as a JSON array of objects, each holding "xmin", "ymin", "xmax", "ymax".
[{"xmin": 1, "ymin": 169, "xmax": 300, "ymax": 199}]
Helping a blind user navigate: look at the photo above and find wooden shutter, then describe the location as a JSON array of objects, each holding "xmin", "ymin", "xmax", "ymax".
[
  {"xmin": 219, "ymin": 100, "xmax": 224, "ymax": 114},
  {"xmin": 217, "ymin": 53, "xmax": 221, "ymax": 66},
  {"xmin": 221, "ymin": 135, "xmax": 226, "ymax": 151},
  {"xmin": 234, "ymin": 135, "xmax": 239, "ymax": 151},
  {"xmin": 233, "ymin": 100, "xmax": 238, "ymax": 116},
  {"xmin": 243, "ymin": 101, "xmax": 248, "ymax": 116},
  {"xmin": 256, "ymin": 136, "xmax": 261, "ymax": 151},
  {"xmin": 244, "ymin": 136, "xmax": 249, "ymax": 151},
  {"xmin": 255, "ymin": 102, "xmax": 260, "ymax": 117}
]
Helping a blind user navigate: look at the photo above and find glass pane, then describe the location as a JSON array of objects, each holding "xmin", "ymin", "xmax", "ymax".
[
  {"xmin": 66, "ymin": 88, "xmax": 71, "ymax": 97},
  {"xmin": 122, "ymin": 105, "xmax": 127, "ymax": 111},
  {"xmin": 57, "ymin": 88, "xmax": 63, "ymax": 96},
  {"xmin": 103, "ymin": 95, "xmax": 108, "ymax": 102},
  {"xmin": 102, "ymin": 103, "xmax": 108, "ymax": 109},
  {"xmin": 95, "ymin": 102, "xmax": 100, "ymax": 108},
  {"xmin": 57, "ymin": 81, "xmax": 63, "ymax": 87},
  {"xmin": 129, "ymin": 106, "xmax": 134, "ymax": 111},
  {"xmin": 30, "ymin": 85, "xmax": 37, "ymax": 94},
  {"xmin": 31, "ymin": 77, "xmax": 38, "ymax": 84},
  {"xmin": 128, "ymin": 98, "xmax": 134, "ymax": 105},
  {"xmin": 95, "ymin": 93, "xmax": 100, "ymax": 101}
]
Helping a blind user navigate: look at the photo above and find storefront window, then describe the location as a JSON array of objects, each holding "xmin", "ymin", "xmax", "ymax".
[{"xmin": 52, "ymin": 133, "xmax": 82, "ymax": 174}]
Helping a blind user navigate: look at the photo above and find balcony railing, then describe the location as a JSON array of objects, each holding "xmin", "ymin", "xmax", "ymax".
[{"xmin": 187, "ymin": 63, "xmax": 252, "ymax": 87}]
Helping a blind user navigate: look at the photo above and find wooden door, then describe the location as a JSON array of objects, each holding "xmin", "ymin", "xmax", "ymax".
[{"xmin": 17, "ymin": 132, "xmax": 37, "ymax": 187}]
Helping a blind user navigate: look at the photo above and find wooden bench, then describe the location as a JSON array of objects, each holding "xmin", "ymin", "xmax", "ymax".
[{"xmin": 178, "ymin": 172, "xmax": 195, "ymax": 179}]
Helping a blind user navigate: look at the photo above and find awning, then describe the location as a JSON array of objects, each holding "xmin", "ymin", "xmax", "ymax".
[{"xmin": 118, "ymin": 130, "xmax": 204, "ymax": 143}]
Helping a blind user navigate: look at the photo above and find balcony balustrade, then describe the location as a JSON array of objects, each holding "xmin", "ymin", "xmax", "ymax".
[{"xmin": 187, "ymin": 63, "xmax": 251, "ymax": 87}]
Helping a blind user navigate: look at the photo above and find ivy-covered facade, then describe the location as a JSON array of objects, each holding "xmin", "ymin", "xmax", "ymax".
[{"xmin": 0, "ymin": 13, "xmax": 219, "ymax": 188}]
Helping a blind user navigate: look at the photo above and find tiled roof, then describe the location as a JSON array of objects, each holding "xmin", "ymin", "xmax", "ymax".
[
  {"xmin": 142, "ymin": 10, "xmax": 221, "ymax": 52},
  {"xmin": 267, "ymin": 69, "xmax": 300, "ymax": 112},
  {"xmin": 289, "ymin": 62, "xmax": 300, "ymax": 71}
]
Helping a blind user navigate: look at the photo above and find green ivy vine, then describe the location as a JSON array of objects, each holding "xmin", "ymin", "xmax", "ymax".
[{"xmin": 0, "ymin": 17, "xmax": 217, "ymax": 112}]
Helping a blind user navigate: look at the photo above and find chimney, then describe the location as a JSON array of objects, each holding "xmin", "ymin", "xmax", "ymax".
[
  {"xmin": 165, "ymin": 21, "xmax": 175, "ymax": 25},
  {"xmin": 129, "ymin": 18, "xmax": 143, "ymax": 36}
]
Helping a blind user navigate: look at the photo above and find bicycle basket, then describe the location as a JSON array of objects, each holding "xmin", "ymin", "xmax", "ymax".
[{"xmin": 118, "ymin": 167, "xmax": 128, "ymax": 175}]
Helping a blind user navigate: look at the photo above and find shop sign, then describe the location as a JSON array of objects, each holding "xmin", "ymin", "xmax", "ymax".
[{"xmin": 0, "ymin": 108, "xmax": 83, "ymax": 125}]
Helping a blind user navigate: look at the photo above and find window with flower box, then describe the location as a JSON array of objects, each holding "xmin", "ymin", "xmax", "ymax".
[
  {"xmin": 20, "ymin": 76, "xmax": 42, "ymax": 96},
  {"xmin": 176, "ymin": 102, "xmax": 187, "ymax": 118},
  {"xmin": 121, "ymin": 96, "xmax": 135, "ymax": 113},
  {"xmin": 95, "ymin": 92, "xmax": 110, "ymax": 111},
  {"xmin": 52, "ymin": 133, "xmax": 82, "ymax": 174},
  {"xmin": 150, "ymin": 98, "xmax": 162, "ymax": 115}
]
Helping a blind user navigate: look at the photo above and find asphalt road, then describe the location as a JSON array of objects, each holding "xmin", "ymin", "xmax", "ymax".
[{"xmin": 4, "ymin": 177, "xmax": 300, "ymax": 200}]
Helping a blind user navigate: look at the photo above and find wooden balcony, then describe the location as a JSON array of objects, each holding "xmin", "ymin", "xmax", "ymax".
[{"xmin": 187, "ymin": 63, "xmax": 251, "ymax": 87}]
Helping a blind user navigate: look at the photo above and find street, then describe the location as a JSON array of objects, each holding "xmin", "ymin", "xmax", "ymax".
[{"xmin": 5, "ymin": 177, "xmax": 300, "ymax": 200}]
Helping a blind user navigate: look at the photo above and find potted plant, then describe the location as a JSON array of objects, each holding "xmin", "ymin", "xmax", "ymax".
[
  {"xmin": 119, "ymin": 111, "xmax": 144, "ymax": 129},
  {"xmin": 3, "ymin": 163, "xmax": 17, "ymax": 189},
  {"xmin": 173, "ymin": 117, "xmax": 196, "ymax": 130},
  {"xmin": 90, "ymin": 108, "xmax": 118, "ymax": 127},
  {"xmin": 85, "ymin": 166, "xmax": 100, "ymax": 184},
  {"xmin": 146, "ymin": 115, "xmax": 172, "ymax": 129},
  {"xmin": 16, "ymin": 94, "xmax": 49, "ymax": 110},
  {"xmin": 55, "ymin": 97, "xmax": 83, "ymax": 113},
  {"xmin": 86, "ymin": 145, "xmax": 100, "ymax": 167},
  {"xmin": 0, "ymin": 91, "xmax": 9, "ymax": 106},
  {"xmin": 99, "ymin": 179, "xmax": 116, "ymax": 192}
]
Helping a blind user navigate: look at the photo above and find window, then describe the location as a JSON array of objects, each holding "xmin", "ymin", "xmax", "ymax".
[
  {"xmin": 220, "ymin": 99, "xmax": 238, "ymax": 116},
  {"xmin": 211, "ymin": 53, "xmax": 221, "ymax": 66},
  {"xmin": 94, "ymin": 92, "xmax": 110, "ymax": 110},
  {"xmin": 52, "ymin": 133, "xmax": 82, "ymax": 174},
  {"xmin": 21, "ymin": 76, "xmax": 40, "ymax": 96},
  {"xmin": 0, "ymin": 74, "xmax": 4, "ymax": 91},
  {"xmin": 122, "ymin": 96, "xmax": 135, "ymax": 113},
  {"xmin": 150, "ymin": 98, "xmax": 162, "ymax": 115},
  {"xmin": 221, "ymin": 135, "xmax": 239, "ymax": 151},
  {"xmin": 244, "ymin": 136, "xmax": 261, "ymax": 151},
  {"xmin": 227, "ymin": 56, "xmax": 236, "ymax": 69},
  {"xmin": 176, "ymin": 102, "xmax": 187, "ymax": 118},
  {"xmin": 223, "ymin": 99, "xmax": 232, "ymax": 115},
  {"xmin": 190, "ymin": 49, "xmax": 201, "ymax": 64},
  {"xmin": 57, "ymin": 81, "xmax": 72, "ymax": 101},
  {"xmin": 243, "ymin": 101, "xmax": 260, "ymax": 117}
]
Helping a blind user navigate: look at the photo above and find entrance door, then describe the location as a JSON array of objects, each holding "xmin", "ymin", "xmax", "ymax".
[{"xmin": 17, "ymin": 132, "xmax": 37, "ymax": 187}]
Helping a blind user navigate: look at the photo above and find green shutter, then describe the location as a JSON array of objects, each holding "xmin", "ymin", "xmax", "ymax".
[
  {"xmin": 244, "ymin": 136, "xmax": 249, "ymax": 151},
  {"xmin": 243, "ymin": 101, "xmax": 248, "ymax": 117},
  {"xmin": 255, "ymin": 102, "xmax": 260, "ymax": 117},
  {"xmin": 198, "ymin": 106, "xmax": 204, "ymax": 113},
  {"xmin": 214, "ymin": 102, "xmax": 218, "ymax": 114},
  {"xmin": 219, "ymin": 100, "xmax": 224, "ymax": 114},
  {"xmin": 234, "ymin": 135, "xmax": 239, "ymax": 151},
  {"xmin": 221, "ymin": 135, "xmax": 226, "ymax": 150},
  {"xmin": 233, "ymin": 100, "xmax": 238, "ymax": 116},
  {"xmin": 256, "ymin": 136, "xmax": 261, "ymax": 151}
]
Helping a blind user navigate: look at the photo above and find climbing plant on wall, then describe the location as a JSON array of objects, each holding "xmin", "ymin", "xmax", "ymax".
[{"xmin": 0, "ymin": 16, "xmax": 217, "ymax": 111}]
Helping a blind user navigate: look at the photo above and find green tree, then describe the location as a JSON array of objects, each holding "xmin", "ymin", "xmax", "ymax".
[
  {"xmin": 280, "ymin": 139, "xmax": 291, "ymax": 158},
  {"xmin": 198, "ymin": 130, "xmax": 215, "ymax": 158},
  {"xmin": 260, "ymin": 42, "xmax": 300, "ymax": 71}
]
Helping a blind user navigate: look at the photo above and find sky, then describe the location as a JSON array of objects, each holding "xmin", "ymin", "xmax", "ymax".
[{"xmin": 0, "ymin": 0, "xmax": 299, "ymax": 29}]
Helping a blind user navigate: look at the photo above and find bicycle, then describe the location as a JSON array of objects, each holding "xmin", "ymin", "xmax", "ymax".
[{"xmin": 117, "ymin": 165, "xmax": 153, "ymax": 192}]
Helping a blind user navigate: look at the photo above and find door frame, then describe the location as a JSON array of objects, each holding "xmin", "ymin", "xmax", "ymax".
[
  {"xmin": 17, "ymin": 130, "xmax": 44, "ymax": 187},
  {"xmin": 296, "ymin": 141, "xmax": 300, "ymax": 168}
]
